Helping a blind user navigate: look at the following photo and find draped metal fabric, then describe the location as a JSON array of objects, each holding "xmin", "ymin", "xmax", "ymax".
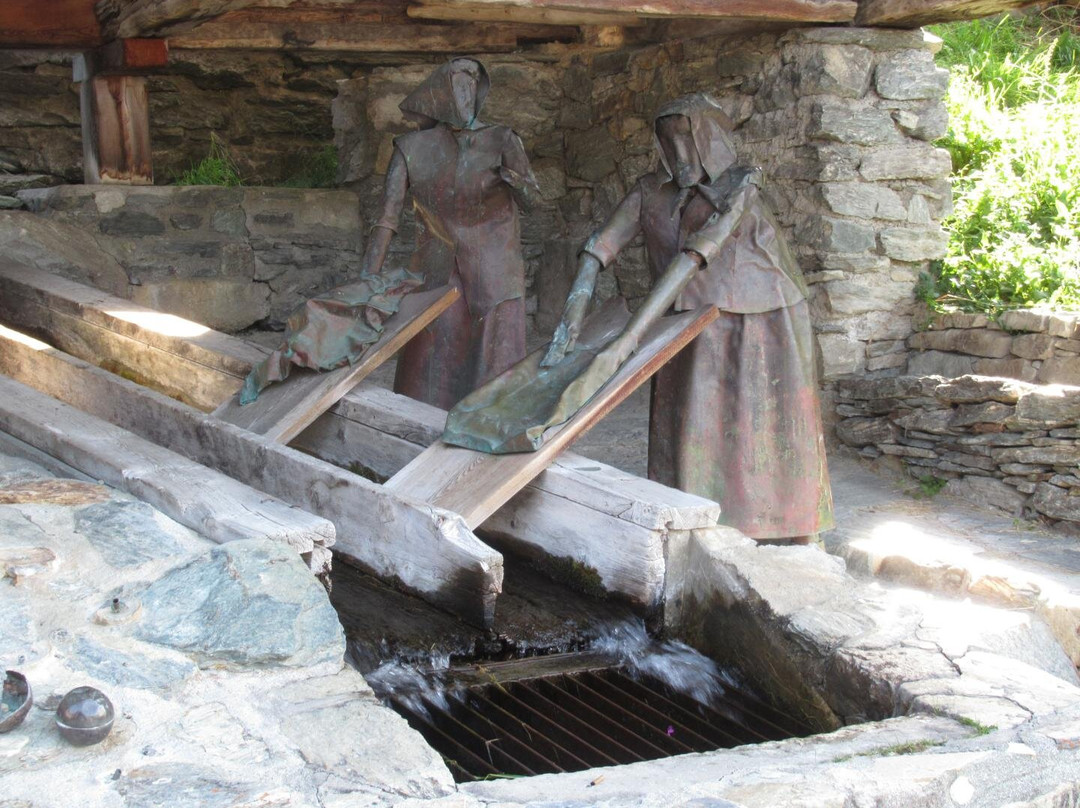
[
  {"xmin": 385, "ymin": 59, "xmax": 539, "ymax": 409},
  {"xmin": 239, "ymin": 269, "xmax": 422, "ymax": 405}
]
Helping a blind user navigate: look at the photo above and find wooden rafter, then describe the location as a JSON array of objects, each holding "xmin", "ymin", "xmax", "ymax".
[
  {"xmin": 856, "ymin": 0, "xmax": 1040, "ymax": 27},
  {"xmin": 409, "ymin": 0, "xmax": 855, "ymax": 24},
  {"xmin": 0, "ymin": 0, "xmax": 101, "ymax": 47},
  {"xmin": 407, "ymin": 1, "xmax": 646, "ymax": 26},
  {"xmin": 95, "ymin": 0, "xmax": 265, "ymax": 39}
]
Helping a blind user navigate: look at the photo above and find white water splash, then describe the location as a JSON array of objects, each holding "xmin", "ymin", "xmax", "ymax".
[
  {"xmin": 590, "ymin": 619, "xmax": 737, "ymax": 706},
  {"xmin": 365, "ymin": 654, "xmax": 453, "ymax": 718}
]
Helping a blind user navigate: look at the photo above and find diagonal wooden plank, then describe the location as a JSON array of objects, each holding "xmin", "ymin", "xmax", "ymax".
[
  {"xmin": 385, "ymin": 306, "xmax": 719, "ymax": 529},
  {"xmin": 213, "ymin": 285, "xmax": 458, "ymax": 444}
]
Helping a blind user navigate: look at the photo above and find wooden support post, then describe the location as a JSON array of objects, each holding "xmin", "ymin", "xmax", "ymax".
[{"xmin": 74, "ymin": 45, "xmax": 156, "ymax": 186}]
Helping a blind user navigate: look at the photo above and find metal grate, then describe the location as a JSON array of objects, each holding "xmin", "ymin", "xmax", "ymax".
[{"xmin": 388, "ymin": 664, "xmax": 812, "ymax": 782}]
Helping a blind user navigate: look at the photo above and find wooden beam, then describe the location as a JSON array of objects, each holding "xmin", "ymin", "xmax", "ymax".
[
  {"xmin": 856, "ymin": 0, "xmax": 1038, "ymax": 27},
  {"xmin": 96, "ymin": 0, "xmax": 264, "ymax": 39},
  {"xmin": 0, "ymin": 0, "xmax": 101, "ymax": 48},
  {"xmin": 407, "ymin": 1, "xmax": 644, "ymax": 26},
  {"xmin": 407, "ymin": 0, "xmax": 855, "ymax": 23},
  {"xmin": 99, "ymin": 37, "xmax": 170, "ymax": 71},
  {"xmin": 0, "ymin": 263, "xmax": 720, "ymax": 608},
  {"xmin": 0, "ymin": 321, "xmax": 503, "ymax": 626},
  {"xmin": 213, "ymin": 286, "xmax": 459, "ymax": 444},
  {"xmin": 168, "ymin": 20, "xmax": 523, "ymax": 51},
  {"xmin": 385, "ymin": 306, "xmax": 719, "ymax": 530},
  {"xmin": 0, "ymin": 364, "xmax": 335, "ymax": 560}
]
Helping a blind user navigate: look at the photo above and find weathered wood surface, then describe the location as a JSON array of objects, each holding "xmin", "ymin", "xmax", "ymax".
[
  {"xmin": 0, "ymin": 374, "xmax": 335, "ymax": 559},
  {"xmin": 0, "ymin": 0, "xmax": 102, "ymax": 47},
  {"xmin": 407, "ymin": 1, "xmax": 644, "ymax": 26},
  {"xmin": 406, "ymin": 0, "xmax": 856, "ymax": 23},
  {"xmin": 98, "ymin": 38, "xmax": 171, "ymax": 72},
  {"xmin": 386, "ymin": 306, "xmax": 720, "ymax": 529},
  {"xmin": 91, "ymin": 75, "xmax": 153, "ymax": 184},
  {"xmin": 169, "ymin": 20, "xmax": 526, "ymax": 51},
  {"xmin": 0, "ymin": 260, "xmax": 257, "ymax": 410},
  {"xmin": 96, "ymin": 0, "xmax": 263, "ymax": 39},
  {"xmin": 213, "ymin": 285, "xmax": 459, "ymax": 444},
  {"xmin": 0, "ymin": 323, "xmax": 503, "ymax": 626},
  {"xmin": 0, "ymin": 267, "xmax": 719, "ymax": 606},
  {"xmin": 856, "ymin": 0, "xmax": 1036, "ymax": 26}
]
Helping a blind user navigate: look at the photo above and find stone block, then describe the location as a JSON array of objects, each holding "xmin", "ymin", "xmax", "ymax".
[
  {"xmin": 135, "ymin": 539, "xmax": 344, "ymax": 668},
  {"xmin": 999, "ymin": 462, "xmax": 1051, "ymax": 476},
  {"xmin": 880, "ymin": 443, "xmax": 937, "ymax": 458},
  {"xmin": 950, "ymin": 401, "xmax": 1015, "ymax": 427},
  {"xmin": 891, "ymin": 103, "xmax": 948, "ymax": 142},
  {"xmin": 1053, "ymin": 338, "xmax": 1080, "ymax": 354},
  {"xmin": 823, "ymin": 277, "xmax": 914, "ymax": 316},
  {"xmin": 800, "ymin": 215, "xmax": 878, "ymax": 254},
  {"xmin": 821, "ymin": 182, "xmax": 906, "ymax": 220},
  {"xmin": 867, "ymin": 352, "xmax": 908, "ymax": 371},
  {"xmin": 836, "ymin": 416, "xmax": 897, "ymax": 447},
  {"xmin": 974, "ymin": 357, "xmax": 1039, "ymax": 382},
  {"xmin": 1036, "ymin": 357, "xmax": 1080, "ymax": 387},
  {"xmin": 73, "ymin": 500, "xmax": 185, "ymax": 568},
  {"xmin": 860, "ymin": 145, "xmax": 952, "ymax": 181},
  {"xmin": 874, "ymin": 50, "xmax": 949, "ymax": 100},
  {"xmin": 131, "ymin": 277, "xmax": 271, "ymax": 332},
  {"xmin": 895, "ymin": 408, "xmax": 954, "ymax": 434},
  {"xmin": 1012, "ymin": 333, "xmax": 1056, "ymax": 360},
  {"xmin": 818, "ymin": 332, "xmax": 865, "ymax": 378},
  {"xmin": 934, "ymin": 376, "xmax": 1032, "ymax": 404},
  {"xmin": 98, "ymin": 210, "xmax": 166, "ymax": 237},
  {"xmin": 994, "ymin": 445, "xmax": 1080, "ymax": 466},
  {"xmin": 998, "ymin": 309, "xmax": 1050, "ymax": 333},
  {"xmin": 908, "ymin": 329, "xmax": 1013, "ymax": 358},
  {"xmin": 1046, "ymin": 313, "xmax": 1080, "ymax": 340},
  {"xmin": 926, "ymin": 310, "xmax": 992, "ymax": 330},
  {"xmin": 796, "ymin": 45, "xmax": 873, "ymax": 98},
  {"xmin": 881, "ymin": 227, "xmax": 948, "ymax": 262},
  {"xmin": 838, "ymin": 374, "xmax": 942, "ymax": 400},
  {"xmin": 1031, "ymin": 482, "xmax": 1080, "ymax": 522},
  {"xmin": 906, "ymin": 350, "xmax": 975, "ymax": 378},
  {"xmin": 821, "ymin": 253, "xmax": 892, "ymax": 273},
  {"xmin": 811, "ymin": 101, "xmax": 899, "ymax": 145}
]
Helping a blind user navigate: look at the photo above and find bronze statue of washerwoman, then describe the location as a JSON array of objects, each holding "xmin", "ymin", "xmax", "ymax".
[
  {"xmin": 545, "ymin": 93, "xmax": 833, "ymax": 542},
  {"xmin": 365, "ymin": 58, "xmax": 539, "ymax": 410}
]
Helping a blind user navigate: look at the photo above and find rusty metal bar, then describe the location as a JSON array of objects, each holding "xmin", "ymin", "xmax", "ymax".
[
  {"xmin": 421, "ymin": 694, "xmax": 538, "ymax": 776},
  {"xmin": 389, "ymin": 697, "xmax": 495, "ymax": 780},
  {"xmin": 465, "ymin": 688, "xmax": 590, "ymax": 772},
  {"xmin": 451, "ymin": 691, "xmax": 567, "ymax": 774}
]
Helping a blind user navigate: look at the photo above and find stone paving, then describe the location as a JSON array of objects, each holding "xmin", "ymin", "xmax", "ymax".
[{"xmin": 2, "ymin": 381, "xmax": 1080, "ymax": 807}]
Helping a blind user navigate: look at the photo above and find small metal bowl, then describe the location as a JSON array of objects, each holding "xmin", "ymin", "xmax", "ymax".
[
  {"xmin": 55, "ymin": 686, "xmax": 114, "ymax": 746},
  {"xmin": 0, "ymin": 670, "xmax": 32, "ymax": 733}
]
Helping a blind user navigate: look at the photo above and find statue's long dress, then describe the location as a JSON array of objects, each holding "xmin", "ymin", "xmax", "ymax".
[
  {"xmin": 379, "ymin": 122, "xmax": 534, "ymax": 410},
  {"xmin": 585, "ymin": 173, "xmax": 833, "ymax": 539}
]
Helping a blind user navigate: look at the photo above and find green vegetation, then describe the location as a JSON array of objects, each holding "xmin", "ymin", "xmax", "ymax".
[
  {"xmin": 924, "ymin": 10, "xmax": 1080, "ymax": 316},
  {"xmin": 834, "ymin": 738, "xmax": 945, "ymax": 762},
  {"xmin": 173, "ymin": 134, "xmax": 338, "ymax": 188},
  {"xmin": 955, "ymin": 715, "xmax": 996, "ymax": 735},
  {"xmin": 911, "ymin": 473, "xmax": 948, "ymax": 499},
  {"xmin": 174, "ymin": 133, "xmax": 244, "ymax": 187}
]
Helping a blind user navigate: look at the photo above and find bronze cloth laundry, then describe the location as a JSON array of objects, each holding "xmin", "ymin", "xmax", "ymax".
[
  {"xmin": 581, "ymin": 94, "xmax": 833, "ymax": 539},
  {"xmin": 370, "ymin": 59, "xmax": 539, "ymax": 410}
]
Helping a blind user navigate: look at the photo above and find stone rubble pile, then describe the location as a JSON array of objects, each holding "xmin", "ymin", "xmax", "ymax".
[
  {"xmin": 836, "ymin": 374, "xmax": 1080, "ymax": 526},
  {"xmin": 908, "ymin": 306, "xmax": 1080, "ymax": 386}
]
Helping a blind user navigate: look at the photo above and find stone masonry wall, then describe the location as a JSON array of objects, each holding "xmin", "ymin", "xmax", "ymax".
[
  {"xmin": 908, "ymin": 306, "xmax": 1080, "ymax": 386},
  {"xmin": 14, "ymin": 185, "xmax": 361, "ymax": 330},
  {"xmin": 3, "ymin": 29, "xmax": 953, "ymax": 376},
  {"xmin": 836, "ymin": 374, "xmax": 1080, "ymax": 528}
]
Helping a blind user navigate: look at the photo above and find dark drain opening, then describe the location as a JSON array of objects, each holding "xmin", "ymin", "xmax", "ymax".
[{"xmin": 384, "ymin": 656, "xmax": 814, "ymax": 782}]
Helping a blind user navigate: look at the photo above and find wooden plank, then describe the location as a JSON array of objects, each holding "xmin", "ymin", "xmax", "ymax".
[
  {"xmin": 213, "ymin": 285, "xmax": 459, "ymax": 444},
  {"xmin": 385, "ymin": 306, "xmax": 719, "ymax": 529},
  {"xmin": 91, "ymin": 75, "xmax": 153, "ymax": 184},
  {"xmin": 405, "ymin": 0, "xmax": 856, "ymax": 23},
  {"xmin": 0, "ymin": 376, "xmax": 334, "ymax": 558},
  {"xmin": 168, "ymin": 21, "xmax": 522, "ymax": 51},
  {"xmin": 856, "ymin": 0, "xmax": 1036, "ymax": 27},
  {"xmin": 407, "ymin": 1, "xmax": 644, "ymax": 26},
  {"xmin": 96, "ymin": 0, "xmax": 264, "ymax": 39},
  {"xmin": 99, "ymin": 38, "xmax": 171, "ymax": 72},
  {"xmin": 0, "ymin": 266, "xmax": 719, "ymax": 606},
  {"xmin": 0, "ymin": 0, "xmax": 101, "ymax": 47},
  {"xmin": 0, "ymin": 323, "xmax": 503, "ymax": 626}
]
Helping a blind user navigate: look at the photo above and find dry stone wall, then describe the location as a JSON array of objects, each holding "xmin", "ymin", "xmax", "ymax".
[
  {"xmin": 14, "ymin": 185, "xmax": 362, "ymax": 330},
  {"xmin": 836, "ymin": 374, "xmax": 1080, "ymax": 528},
  {"xmin": 908, "ymin": 305, "xmax": 1080, "ymax": 385}
]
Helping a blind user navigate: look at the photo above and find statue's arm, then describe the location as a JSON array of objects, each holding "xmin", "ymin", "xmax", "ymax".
[
  {"xmin": 360, "ymin": 146, "xmax": 409, "ymax": 276},
  {"xmin": 499, "ymin": 131, "xmax": 541, "ymax": 212},
  {"xmin": 540, "ymin": 185, "xmax": 644, "ymax": 366}
]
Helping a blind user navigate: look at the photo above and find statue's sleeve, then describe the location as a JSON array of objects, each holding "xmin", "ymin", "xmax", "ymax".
[
  {"xmin": 371, "ymin": 145, "xmax": 409, "ymax": 234},
  {"xmin": 682, "ymin": 183, "xmax": 754, "ymax": 264},
  {"xmin": 581, "ymin": 183, "xmax": 644, "ymax": 267},
  {"xmin": 500, "ymin": 130, "xmax": 541, "ymax": 211}
]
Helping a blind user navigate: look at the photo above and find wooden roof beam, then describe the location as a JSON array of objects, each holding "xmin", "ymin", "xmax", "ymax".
[
  {"xmin": 409, "ymin": 0, "xmax": 855, "ymax": 24},
  {"xmin": 856, "ymin": 0, "xmax": 1040, "ymax": 27},
  {"xmin": 0, "ymin": 0, "xmax": 102, "ymax": 48},
  {"xmin": 407, "ymin": 1, "xmax": 645, "ymax": 26},
  {"xmin": 95, "ymin": 0, "xmax": 265, "ymax": 39}
]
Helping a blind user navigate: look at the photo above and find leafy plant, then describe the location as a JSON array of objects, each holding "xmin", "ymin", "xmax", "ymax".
[
  {"xmin": 174, "ymin": 132, "xmax": 244, "ymax": 187},
  {"xmin": 911, "ymin": 474, "xmax": 948, "ymax": 499},
  {"xmin": 928, "ymin": 10, "xmax": 1080, "ymax": 316}
]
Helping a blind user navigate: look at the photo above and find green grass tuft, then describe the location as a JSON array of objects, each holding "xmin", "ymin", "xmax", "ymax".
[
  {"xmin": 174, "ymin": 133, "xmax": 244, "ymax": 187},
  {"xmin": 277, "ymin": 145, "xmax": 339, "ymax": 188}
]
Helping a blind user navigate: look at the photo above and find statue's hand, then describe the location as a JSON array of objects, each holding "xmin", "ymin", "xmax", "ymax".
[{"xmin": 541, "ymin": 313, "xmax": 584, "ymax": 367}]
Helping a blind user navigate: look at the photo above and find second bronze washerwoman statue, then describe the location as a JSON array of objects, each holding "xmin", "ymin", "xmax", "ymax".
[{"xmin": 364, "ymin": 58, "xmax": 539, "ymax": 410}]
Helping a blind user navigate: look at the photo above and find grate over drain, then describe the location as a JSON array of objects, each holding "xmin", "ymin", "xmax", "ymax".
[{"xmin": 385, "ymin": 655, "xmax": 813, "ymax": 782}]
